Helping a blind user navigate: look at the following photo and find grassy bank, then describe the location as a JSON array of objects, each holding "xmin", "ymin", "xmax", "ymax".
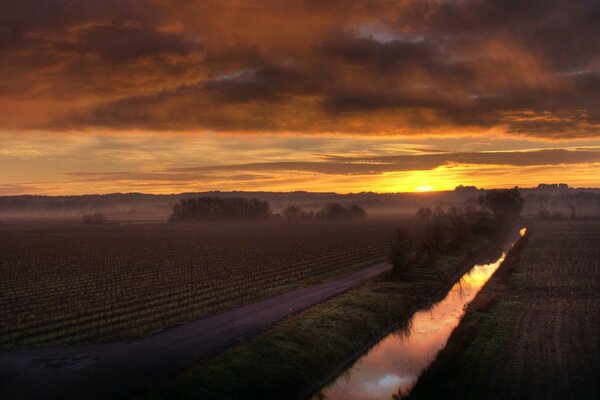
[
  {"xmin": 408, "ymin": 220, "xmax": 600, "ymax": 399},
  {"xmin": 136, "ymin": 231, "xmax": 510, "ymax": 400}
]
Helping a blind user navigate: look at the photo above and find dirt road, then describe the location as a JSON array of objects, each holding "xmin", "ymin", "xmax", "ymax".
[
  {"xmin": 0, "ymin": 262, "xmax": 391, "ymax": 400},
  {"xmin": 408, "ymin": 220, "xmax": 600, "ymax": 399}
]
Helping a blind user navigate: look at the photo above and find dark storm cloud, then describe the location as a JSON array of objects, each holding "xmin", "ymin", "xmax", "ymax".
[
  {"xmin": 204, "ymin": 65, "xmax": 323, "ymax": 103},
  {"xmin": 320, "ymin": 33, "xmax": 437, "ymax": 73},
  {"xmin": 60, "ymin": 25, "xmax": 198, "ymax": 62},
  {"xmin": 0, "ymin": 0, "xmax": 598, "ymax": 138}
]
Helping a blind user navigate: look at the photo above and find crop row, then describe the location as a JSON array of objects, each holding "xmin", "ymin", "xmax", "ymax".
[
  {"xmin": 0, "ymin": 243, "xmax": 388, "ymax": 342},
  {"xmin": 0, "ymin": 220, "xmax": 398, "ymax": 347}
]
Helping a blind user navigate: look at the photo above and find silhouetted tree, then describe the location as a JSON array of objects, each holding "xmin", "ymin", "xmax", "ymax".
[
  {"xmin": 317, "ymin": 203, "xmax": 367, "ymax": 220},
  {"xmin": 169, "ymin": 197, "xmax": 271, "ymax": 222},
  {"xmin": 282, "ymin": 205, "xmax": 303, "ymax": 221},
  {"xmin": 348, "ymin": 205, "xmax": 367, "ymax": 219},
  {"xmin": 416, "ymin": 207, "xmax": 432, "ymax": 222},
  {"xmin": 538, "ymin": 207, "xmax": 551, "ymax": 220},
  {"xmin": 82, "ymin": 212, "xmax": 107, "ymax": 224},
  {"xmin": 391, "ymin": 206, "xmax": 497, "ymax": 278},
  {"xmin": 478, "ymin": 187, "xmax": 524, "ymax": 224}
]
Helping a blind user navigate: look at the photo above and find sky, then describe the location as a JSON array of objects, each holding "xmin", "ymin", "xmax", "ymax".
[{"xmin": 1, "ymin": 0, "xmax": 599, "ymax": 195}]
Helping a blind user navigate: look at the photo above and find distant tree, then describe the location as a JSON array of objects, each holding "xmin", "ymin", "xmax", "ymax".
[
  {"xmin": 169, "ymin": 197, "xmax": 271, "ymax": 222},
  {"xmin": 403, "ymin": 205, "xmax": 498, "ymax": 269},
  {"xmin": 348, "ymin": 205, "xmax": 367, "ymax": 219},
  {"xmin": 416, "ymin": 207, "xmax": 432, "ymax": 222},
  {"xmin": 282, "ymin": 205, "xmax": 303, "ymax": 221},
  {"xmin": 569, "ymin": 204, "xmax": 577, "ymax": 220},
  {"xmin": 479, "ymin": 187, "xmax": 524, "ymax": 224},
  {"xmin": 317, "ymin": 203, "xmax": 367, "ymax": 220},
  {"xmin": 538, "ymin": 207, "xmax": 551, "ymax": 220},
  {"xmin": 82, "ymin": 212, "xmax": 107, "ymax": 224},
  {"xmin": 319, "ymin": 203, "xmax": 347, "ymax": 220}
]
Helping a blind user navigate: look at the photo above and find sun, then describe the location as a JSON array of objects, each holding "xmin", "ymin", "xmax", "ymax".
[{"xmin": 415, "ymin": 185, "xmax": 434, "ymax": 192}]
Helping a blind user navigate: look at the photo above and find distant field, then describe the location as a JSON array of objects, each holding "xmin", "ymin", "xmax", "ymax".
[
  {"xmin": 0, "ymin": 220, "xmax": 400, "ymax": 348},
  {"xmin": 408, "ymin": 220, "xmax": 600, "ymax": 399}
]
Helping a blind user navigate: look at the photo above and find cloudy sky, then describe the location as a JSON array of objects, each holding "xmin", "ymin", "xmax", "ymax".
[{"xmin": 1, "ymin": 0, "xmax": 599, "ymax": 194}]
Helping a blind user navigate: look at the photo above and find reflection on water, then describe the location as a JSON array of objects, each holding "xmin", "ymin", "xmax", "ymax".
[{"xmin": 315, "ymin": 229, "xmax": 525, "ymax": 400}]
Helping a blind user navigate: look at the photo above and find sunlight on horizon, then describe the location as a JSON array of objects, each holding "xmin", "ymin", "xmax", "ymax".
[{"xmin": 415, "ymin": 186, "xmax": 434, "ymax": 192}]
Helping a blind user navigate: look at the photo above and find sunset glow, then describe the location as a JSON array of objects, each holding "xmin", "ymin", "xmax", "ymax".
[
  {"xmin": 0, "ymin": 1, "xmax": 599, "ymax": 194},
  {"xmin": 415, "ymin": 186, "xmax": 434, "ymax": 192}
]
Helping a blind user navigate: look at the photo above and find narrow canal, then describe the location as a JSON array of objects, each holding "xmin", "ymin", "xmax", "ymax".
[{"xmin": 314, "ymin": 228, "xmax": 526, "ymax": 400}]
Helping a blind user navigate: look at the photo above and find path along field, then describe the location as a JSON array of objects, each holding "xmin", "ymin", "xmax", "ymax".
[
  {"xmin": 408, "ymin": 220, "xmax": 600, "ymax": 400},
  {"xmin": 0, "ymin": 219, "xmax": 397, "ymax": 348}
]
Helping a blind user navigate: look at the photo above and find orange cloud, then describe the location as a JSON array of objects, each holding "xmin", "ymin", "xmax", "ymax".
[
  {"xmin": 0, "ymin": 0, "xmax": 598, "ymax": 138},
  {"xmin": 1, "ymin": 1, "xmax": 599, "ymax": 194}
]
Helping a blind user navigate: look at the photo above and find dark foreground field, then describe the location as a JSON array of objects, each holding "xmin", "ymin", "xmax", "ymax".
[
  {"xmin": 409, "ymin": 220, "xmax": 600, "ymax": 399},
  {"xmin": 0, "ymin": 220, "xmax": 397, "ymax": 348}
]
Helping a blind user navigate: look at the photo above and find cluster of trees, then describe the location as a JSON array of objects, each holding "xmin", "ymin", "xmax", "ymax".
[
  {"xmin": 281, "ymin": 205, "xmax": 314, "ymax": 221},
  {"xmin": 478, "ymin": 187, "xmax": 524, "ymax": 224},
  {"xmin": 318, "ymin": 203, "xmax": 367, "ymax": 220},
  {"xmin": 538, "ymin": 204, "xmax": 576, "ymax": 220},
  {"xmin": 82, "ymin": 212, "xmax": 108, "ymax": 225},
  {"xmin": 0, "ymin": 194, "xmax": 155, "ymax": 212},
  {"xmin": 281, "ymin": 203, "xmax": 367, "ymax": 221},
  {"xmin": 169, "ymin": 197, "xmax": 271, "ymax": 222},
  {"xmin": 392, "ymin": 188, "xmax": 524, "ymax": 276},
  {"xmin": 391, "ymin": 206, "xmax": 496, "ymax": 275},
  {"xmin": 169, "ymin": 197, "xmax": 369, "ymax": 223}
]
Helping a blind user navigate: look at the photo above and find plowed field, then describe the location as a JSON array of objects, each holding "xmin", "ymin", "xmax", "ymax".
[{"xmin": 0, "ymin": 220, "xmax": 397, "ymax": 348}]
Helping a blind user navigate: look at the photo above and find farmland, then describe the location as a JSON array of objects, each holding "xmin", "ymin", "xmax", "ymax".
[
  {"xmin": 0, "ymin": 219, "xmax": 399, "ymax": 349},
  {"xmin": 408, "ymin": 220, "xmax": 600, "ymax": 399}
]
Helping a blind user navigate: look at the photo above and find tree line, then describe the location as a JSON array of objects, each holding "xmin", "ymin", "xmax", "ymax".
[
  {"xmin": 391, "ymin": 188, "xmax": 525, "ymax": 276},
  {"xmin": 169, "ymin": 197, "xmax": 271, "ymax": 222},
  {"xmin": 169, "ymin": 197, "xmax": 368, "ymax": 222},
  {"xmin": 282, "ymin": 203, "xmax": 367, "ymax": 221}
]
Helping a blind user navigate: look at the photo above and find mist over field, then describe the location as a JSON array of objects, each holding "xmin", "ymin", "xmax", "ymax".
[{"xmin": 1, "ymin": 184, "xmax": 599, "ymax": 222}]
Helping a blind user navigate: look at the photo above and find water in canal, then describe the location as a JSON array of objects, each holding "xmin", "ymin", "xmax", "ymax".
[{"xmin": 315, "ymin": 229, "xmax": 525, "ymax": 400}]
